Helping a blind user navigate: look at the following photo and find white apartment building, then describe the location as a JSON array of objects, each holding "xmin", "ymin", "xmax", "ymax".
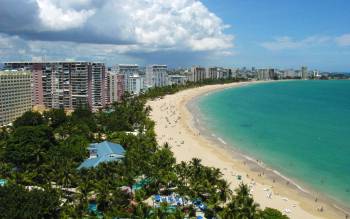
[
  {"xmin": 190, "ymin": 66, "xmax": 206, "ymax": 82},
  {"xmin": 208, "ymin": 67, "xmax": 230, "ymax": 79},
  {"xmin": 145, "ymin": 65, "xmax": 168, "ymax": 88},
  {"xmin": 127, "ymin": 74, "xmax": 144, "ymax": 95},
  {"xmin": 114, "ymin": 64, "xmax": 139, "ymax": 93},
  {"xmin": 0, "ymin": 70, "xmax": 32, "ymax": 126}
]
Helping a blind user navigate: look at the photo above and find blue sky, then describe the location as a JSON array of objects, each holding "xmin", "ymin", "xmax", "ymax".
[
  {"xmin": 0, "ymin": 0, "xmax": 349, "ymax": 71},
  {"xmin": 201, "ymin": 0, "xmax": 350, "ymax": 71}
]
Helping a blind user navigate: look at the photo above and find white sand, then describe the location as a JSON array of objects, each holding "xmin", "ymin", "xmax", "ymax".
[{"xmin": 148, "ymin": 81, "xmax": 347, "ymax": 219}]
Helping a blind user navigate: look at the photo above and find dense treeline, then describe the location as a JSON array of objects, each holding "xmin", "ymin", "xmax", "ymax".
[
  {"xmin": 140, "ymin": 77, "xmax": 247, "ymax": 100},
  {"xmin": 0, "ymin": 79, "xmax": 288, "ymax": 218}
]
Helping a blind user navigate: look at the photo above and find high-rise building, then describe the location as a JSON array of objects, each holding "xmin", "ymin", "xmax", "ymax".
[
  {"xmin": 0, "ymin": 70, "xmax": 32, "ymax": 126},
  {"xmin": 190, "ymin": 66, "xmax": 206, "ymax": 82},
  {"xmin": 4, "ymin": 61, "xmax": 106, "ymax": 111},
  {"xmin": 302, "ymin": 66, "xmax": 308, "ymax": 79},
  {"xmin": 114, "ymin": 64, "xmax": 139, "ymax": 93},
  {"xmin": 90, "ymin": 62, "xmax": 107, "ymax": 110},
  {"xmin": 269, "ymin": 68, "xmax": 277, "ymax": 79},
  {"xmin": 257, "ymin": 69, "xmax": 270, "ymax": 80},
  {"xmin": 109, "ymin": 72, "xmax": 124, "ymax": 103},
  {"xmin": 116, "ymin": 74, "xmax": 125, "ymax": 101},
  {"xmin": 127, "ymin": 74, "xmax": 144, "ymax": 95},
  {"xmin": 145, "ymin": 65, "xmax": 168, "ymax": 88},
  {"xmin": 208, "ymin": 67, "xmax": 230, "ymax": 80}
]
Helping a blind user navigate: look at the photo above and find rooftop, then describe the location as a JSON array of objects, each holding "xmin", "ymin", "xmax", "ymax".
[{"xmin": 78, "ymin": 141, "xmax": 125, "ymax": 169}]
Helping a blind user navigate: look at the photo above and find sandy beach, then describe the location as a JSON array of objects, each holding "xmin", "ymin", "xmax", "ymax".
[{"xmin": 148, "ymin": 81, "xmax": 348, "ymax": 219}]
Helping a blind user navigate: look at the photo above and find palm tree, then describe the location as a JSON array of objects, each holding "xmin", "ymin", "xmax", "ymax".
[
  {"xmin": 235, "ymin": 183, "xmax": 251, "ymax": 203},
  {"xmin": 232, "ymin": 183, "xmax": 261, "ymax": 219},
  {"xmin": 96, "ymin": 180, "xmax": 112, "ymax": 212},
  {"xmin": 220, "ymin": 200, "xmax": 239, "ymax": 219},
  {"xmin": 76, "ymin": 181, "xmax": 92, "ymax": 217},
  {"xmin": 60, "ymin": 166, "xmax": 75, "ymax": 189},
  {"xmin": 217, "ymin": 180, "xmax": 233, "ymax": 203},
  {"xmin": 189, "ymin": 158, "xmax": 202, "ymax": 179},
  {"xmin": 239, "ymin": 197, "xmax": 260, "ymax": 219}
]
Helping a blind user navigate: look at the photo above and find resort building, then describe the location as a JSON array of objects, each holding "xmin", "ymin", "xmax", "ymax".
[
  {"xmin": 145, "ymin": 65, "xmax": 168, "ymax": 88},
  {"xmin": 4, "ymin": 61, "xmax": 107, "ymax": 111},
  {"xmin": 78, "ymin": 141, "xmax": 125, "ymax": 169},
  {"xmin": 0, "ymin": 70, "xmax": 32, "ymax": 126},
  {"xmin": 189, "ymin": 66, "xmax": 206, "ymax": 82}
]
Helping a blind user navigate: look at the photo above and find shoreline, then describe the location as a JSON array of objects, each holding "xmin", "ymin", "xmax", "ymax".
[
  {"xmin": 148, "ymin": 81, "xmax": 348, "ymax": 219},
  {"xmin": 189, "ymin": 92, "xmax": 350, "ymax": 216}
]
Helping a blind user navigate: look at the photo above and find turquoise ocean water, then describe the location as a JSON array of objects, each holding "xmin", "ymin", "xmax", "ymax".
[{"xmin": 196, "ymin": 80, "xmax": 350, "ymax": 206}]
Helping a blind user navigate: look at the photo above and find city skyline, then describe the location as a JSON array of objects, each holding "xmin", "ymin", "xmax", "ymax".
[{"xmin": 0, "ymin": 0, "xmax": 349, "ymax": 71}]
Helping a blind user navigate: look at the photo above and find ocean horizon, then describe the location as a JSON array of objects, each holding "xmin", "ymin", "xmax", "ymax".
[{"xmin": 195, "ymin": 80, "xmax": 350, "ymax": 208}]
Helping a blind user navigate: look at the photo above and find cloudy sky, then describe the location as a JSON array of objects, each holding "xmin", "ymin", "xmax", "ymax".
[{"xmin": 0, "ymin": 0, "xmax": 349, "ymax": 71}]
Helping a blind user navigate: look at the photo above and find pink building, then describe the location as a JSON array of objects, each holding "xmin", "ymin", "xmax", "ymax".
[
  {"xmin": 116, "ymin": 74, "xmax": 125, "ymax": 101},
  {"xmin": 32, "ymin": 63, "xmax": 44, "ymax": 106},
  {"xmin": 108, "ymin": 72, "xmax": 125, "ymax": 103}
]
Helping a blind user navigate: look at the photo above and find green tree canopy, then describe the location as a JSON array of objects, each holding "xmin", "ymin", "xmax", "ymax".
[
  {"xmin": 262, "ymin": 208, "xmax": 289, "ymax": 219},
  {"xmin": 13, "ymin": 111, "xmax": 45, "ymax": 128},
  {"xmin": 0, "ymin": 184, "xmax": 60, "ymax": 219},
  {"xmin": 4, "ymin": 125, "xmax": 55, "ymax": 171},
  {"xmin": 43, "ymin": 109, "xmax": 67, "ymax": 129}
]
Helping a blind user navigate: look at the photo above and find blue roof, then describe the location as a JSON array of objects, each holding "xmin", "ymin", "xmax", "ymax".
[{"xmin": 78, "ymin": 141, "xmax": 125, "ymax": 169}]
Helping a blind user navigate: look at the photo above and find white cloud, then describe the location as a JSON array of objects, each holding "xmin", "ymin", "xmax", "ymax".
[
  {"xmin": 33, "ymin": 0, "xmax": 234, "ymax": 52},
  {"xmin": 36, "ymin": 0, "xmax": 95, "ymax": 31},
  {"xmin": 0, "ymin": 0, "xmax": 236, "ymax": 63},
  {"xmin": 335, "ymin": 34, "xmax": 350, "ymax": 46},
  {"xmin": 261, "ymin": 36, "xmax": 331, "ymax": 51},
  {"xmin": 189, "ymin": 36, "xmax": 233, "ymax": 51}
]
